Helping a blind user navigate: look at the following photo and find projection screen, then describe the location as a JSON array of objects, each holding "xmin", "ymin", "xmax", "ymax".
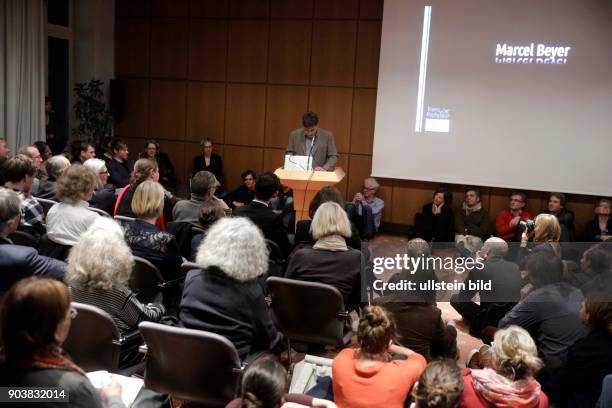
[{"xmin": 372, "ymin": 0, "xmax": 612, "ymax": 196}]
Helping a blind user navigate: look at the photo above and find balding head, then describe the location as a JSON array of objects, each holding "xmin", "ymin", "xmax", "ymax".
[{"xmin": 482, "ymin": 237, "xmax": 508, "ymax": 258}]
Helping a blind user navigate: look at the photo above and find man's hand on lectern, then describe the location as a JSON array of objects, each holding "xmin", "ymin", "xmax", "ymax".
[{"xmin": 314, "ymin": 166, "xmax": 325, "ymax": 171}]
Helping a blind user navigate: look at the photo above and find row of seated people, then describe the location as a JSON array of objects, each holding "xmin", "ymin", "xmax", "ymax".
[
  {"xmin": 3, "ymin": 273, "xmax": 612, "ymax": 408},
  {"xmin": 413, "ymin": 187, "xmax": 611, "ymax": 244}
]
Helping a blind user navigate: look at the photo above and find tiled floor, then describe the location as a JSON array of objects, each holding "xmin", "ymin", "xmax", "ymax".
[{"xmin": 367, "ymin": 233, "xmax": 484, "ymax": 366}]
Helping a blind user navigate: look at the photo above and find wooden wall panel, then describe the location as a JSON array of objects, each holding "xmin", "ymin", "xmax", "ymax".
[
  {"xmin": 263, "ymin": 148, "xmax": 286, "ymax": 172},
  {"xmin": 151, "ymin": 0, "xmax": 188, "ymax": 17},
  {"xmin": 350, "ymin": 88, "xmax": 376, "ymax": 154},
  {"xmin": 310, "ymin": 20, "xmax": 357, "ymax": 87},
  {"xmin": 355, "ymin": 21, "xmax": 381, "ymax": 88},
  {"xmin": 115, "ymin": 18, "xmax": 150, "ymax": 77},
  {"xmin": 188, "ymin": 20, "xmax": 228, "ymax": 81},
  {"xmin": 268, "ymin": 20, "xmax": 311, "ymax": 85},
  {"xmin": 120, "ymin": 137, "xmax": 147, "ymax": 164},
  {"xmin": 359, "ymin": 0, "xmax": 383, "ymax": 19},
  {"xmin": 186, "ymin": 82, "xmax": 226, "ymax": 143},
  {"xmin": 270, "ymin": 0, "xmax": 314, "ymax": 19},
  {"xmin": 227, "ymin": 20, "xmax": 269, "ymax": 83},
  {"xmin": 150, "ymin": 19, "xmax": 189, "ymax": 79},
  {"xmin": 265, "ymin": 85, "xmax": 309, "ymax": 148},
  {"xmin": 309, "ymin": 87, "xmax": 353, "ymax": 154},
  {"xmin": 347, "ymin": 154, "xmax": 371, "ymax": 200},
  {"xmin": 334, "ymin": 155, "xmax": 349, "ymax": 199},
  {"xmin": 115, "ymin": 79, "xmax": 149, "ymax": 139},
  {"xmin": 314, "ymin": 0, "xmax": 358, "ymax": 19},
  {"xmin": 149, "ymin": 80, "xmax": 187, "ymax": 140},
  {"xmin": 223, "ymin": 146, "xmax": 264, "ymax": 190},
  {"xmin": 116, "ymin": 1, "xmax": 150, "ymax": 17},
  {"xmin": 230, "ymin": 0, "xmax": 269, "ymax": 18},
  {"xmin": 225, "ymin": 84, "xmax": 266, "ymax": 146},
  {"xmin": 162, "ymin": 140, "xmax": 187, "ymax": 184},
  {"xmin": 189, "ymin": 0, "xmax": 229, "ymax": 18},
  {"xmin": 392, "ymin": 180, "xmax": 443, "ymax": 226}
]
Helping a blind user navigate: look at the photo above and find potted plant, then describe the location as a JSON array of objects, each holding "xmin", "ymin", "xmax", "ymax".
[{"xmin": 72, "ymin": 79, "xmax": 114, "ymax": 143}]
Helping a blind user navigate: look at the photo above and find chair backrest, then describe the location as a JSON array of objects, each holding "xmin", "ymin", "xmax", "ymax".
[
  {"xmin": 8, "ymin": 230, "xmax": 37, "ymax": 247},
  {"xmin": 88, "ymin": 207, "xmax": 111, "ymax": 217},
  {"xmin": 267, "ymin": 277, "xmax": 348, "ymax": 346},
  {"xmin": 139, "ymin": 321, "xmax": 241, "ymax": 407},
  {"xmin": 63, "ymin": 302, "xmax": 122, "ymax": 372},
  {"xmin": 36, "ymin": 198, "xmax": 57, "ymax": 217},
  {"xmin": 181, "ymin": 261, "xmax": 200, "ymax": 276},
  {"xmin": 130, "ymin": 256, "xmax": 165, "ymax": 303},
  {"xmin": 114, "ymin": 215, "xmax": 136, "ymax": 225}
]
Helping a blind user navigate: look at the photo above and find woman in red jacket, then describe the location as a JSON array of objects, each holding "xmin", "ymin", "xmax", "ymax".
[{"xmin": 459, "ymin": 325, "xmax": 548, "ymax": 408}]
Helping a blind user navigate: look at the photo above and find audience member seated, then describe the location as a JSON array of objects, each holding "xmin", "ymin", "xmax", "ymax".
[
  {"xmin": 518, "ymin": 213, "xmax": 562, "ymax": 267},
  {"xmin": 225, "ymin": 355, "xmax": 336, "ymax": 408},
  {"xmin": 411, "ymin": 359, "xmax": 464, "ymax": 408},
  {"xmin": 580, "ymin": 244, "xmax": 612, "ymax": 295},
  {"xmin": 585, "ymin": 198, "xmax": 612, "ymax": 242},
  {"xmin": 495, "ymin": 191, "xmax": 534, "ymax": 241},
  {"xmin": 17, "ymin": 145, "xmax": 43, "ymax": 196},
  {"xmin": 190, "ymin": 200, "xmax": 226, "ymax": 260},
  {"xmin": 173, "ymin": 170, "xmax": 229, "ymax": 227},
  {"xmin": 123, "ymin": 181, "xmax": 182, "ymax": 281},
  {"xmin": 106, "ymin": 139, "xmax": 133, "ymax": 188},
  {"xmin": 115, "ymin": 158, "xmax": 174, "ymax": 228},
  {"xmin": 233, "ymin": 171, "xmax": 291, "ymax": 257},
  {"xmin": 46, "ymin": 165, "xmax": 99, "ymax": 247},
  {"xmin": 413, "ymin": 187, "xmax": 454, "ymax": 242},
  {"xmin": 598, "ymin": 374, "xmax": 612, "ymax": 408},
  {"xmin": 66, "ymin": 217, "xmax": 166, "ymax": 333},
  {"xmin": 192, "ymin": 138, "xmax": 223, "ymax": 186},
  {"xmin": 454, "ymin": 187, "xmax": 490, "ymax": 253},
  {"xmin": 332, "ymin": 305, "xmax": 427, "ymax": 408},
  {"xmin": 226, "ymin": 169, "xmax": 256, "ymax": 208},
  {"xmin": 179, "ymin": 217, "xmax": 281, "ymax": 362},
  {"xmin": 499, "ymin": 253, "xmax": 588, "ymax": 378},
  {"xmin": 0, "ymin": 278, "xmax": 125, "ymax": 407},
  {"xmin": 0, "ymin": 137, "xmax": 9, "ymax": 159},
  {"xmin": 0, "ymin": 188, "xmax": 65, "ymax": 290},
  {"xmin": 376, "ymin": 239, "xmax": 457, "ymax": 361},
  {"xmin": 294, "ymin": 186, "xmax": 361, "ymax": 250},
  {"xmin": 3, "ymin": 154, "xmax": 45, "ymax": 238},
  {"xmin": 286, "ymin": 202, "xmax": 362, "ymax": 308},
  {"xmin": 69, "ymin": 140, "xmax": 96, "ymax": 164},
  {"xmin": 36, "ymin": 155, "xmax": 70, "ymax": 200},
  {"xmin": 451, "ymin": 238, "xmax": 522, "ymax": 343},
  {"xmin": 459, "ymin": 326, "xmax": 548, "ymax": 407},
  {"xmin": 83, "ymin": 158, "xmax": 116, "ymax": 216},
  {"xmin": 549, "ymin": 292, "xmax": 612, "ymax": 408},
  {"xmin": 350, "ymin": 177, "xmax": 384, "ymax": 239},
  {"xmin": 542, "ymin": 192, "xmax": 575, "ymax": 242},
  {"xmin": 33, "ymin": 140, "xmax": 53, "ymax": 162},
  {"xmin": 140, "ymin": 139, "xmax": 177, "ymax": 191}
]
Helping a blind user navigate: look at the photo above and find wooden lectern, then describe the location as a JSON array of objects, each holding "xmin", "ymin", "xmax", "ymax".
[{"xmin": 274, "ymin": 167, "xmax": 345, "ymax": 222}]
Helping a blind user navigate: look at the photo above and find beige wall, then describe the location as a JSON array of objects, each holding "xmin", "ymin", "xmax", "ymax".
[{"xmin": 114, "ymin": 0, "xmax": 599, "ymax": 238}]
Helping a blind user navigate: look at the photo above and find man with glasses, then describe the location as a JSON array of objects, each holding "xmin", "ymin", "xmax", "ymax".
[
  {"xmin": 286, "ymin": 111, "xmax": 338, "ymax": 171},
  {"xmin": 495, "ymin": 191, "xmax": 533, "ymax": 242},
  {"xmin": 351, "ymin": 177, "xmax": 384, "ymax": 239}
]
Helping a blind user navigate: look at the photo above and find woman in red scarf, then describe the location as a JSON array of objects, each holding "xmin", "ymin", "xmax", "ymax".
[
  {"xmin": 459, "ymin": 325, "xmax": 549, "ymax": 408},
  {"xmin": 0, "ymin": 278, "xmax": 123, "ymax": 408}
]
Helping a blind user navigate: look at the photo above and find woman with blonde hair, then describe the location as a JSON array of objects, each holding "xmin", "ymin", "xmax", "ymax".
[
  {"xmin": 518, "ymin": 213, "xmax": 562, "ymax": 266},
  {"xmin": 459, "ymin": 325, "xmax": 548, "ymax": 407},
  {"xmin": 332, "ymin": 305, "xmax": 427, "ymax": 408},
  {"xmin": 123, "ymin": 180, "xmax": 182, "ymax": 280},
  {"xmin": 114, "ymin": 158, "xmax": 174, "ymax": 229},
  {"xmin": 286, "ymin": 201, "xmax": 362, "ymax": 308},
  {"xmin": 44, "ymin": 165, "xmax": 99, "ymax": 259}
]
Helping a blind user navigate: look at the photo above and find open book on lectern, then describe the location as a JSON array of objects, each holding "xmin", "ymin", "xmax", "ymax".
[{"xmin": 284, "ymin": 155, "xmax": 313, "ymax": 171}]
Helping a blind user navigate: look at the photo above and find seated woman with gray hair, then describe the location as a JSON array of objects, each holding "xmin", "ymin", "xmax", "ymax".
[
  {"xmin": 179, "ymin": 217, "xmax": 280, "ymax": 362},
  {"xmin": 83, "ymin": 157, "xmax": 117, "ymax": 216},
  {"xmin": 36, "ymin": 155, "xmax": 70, "ymax": 200},
  {"xmin": 66, "ymin": 217, "xmax": 165, "ymax": 334},
  {"xmin": 286, "ymin": 201, "xmax": 362, "ymax": 308}
]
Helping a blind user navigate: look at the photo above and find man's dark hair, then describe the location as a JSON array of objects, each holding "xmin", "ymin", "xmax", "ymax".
[
  {"xmin": 549, "ymin": 192, "xmax": 566, "ymax": 206},
  {"xmin": 241, "ymin": 169, "xmax": 256, "ymax": 181},
  {"xmin": 3, "ymin": 155, "xmax": 37, "ymax": 183},
  {"xmin": 302, "ymin": 111, "xmax": 319, "ymax": 128},
  {"xmin": 526, "ymin": 252, "xmax": 563, "ymax": 288},
  {"xmin": 110, "ymin": 139, "xmax": 127, "ymax": 153},
  {"xmin": 254, "ymin": 172, "xmax": 280, "ymax": 201},
  {"xmin": 465, "ymin": 186, "xmax": 481, "ymax": 198},
  {"xmin": 33, "ymin": 141, "xmax": 48, "ymax": 156},
  {"xmin": 70, "ymin": 140, "xmax": 93, "ymax": 161},
  {"xmin": 511, "ymin": 191, "xmax": 527, "ymax": 202}
]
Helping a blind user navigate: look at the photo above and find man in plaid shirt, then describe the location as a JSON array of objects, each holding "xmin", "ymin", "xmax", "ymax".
[{"xmin": 3, "ymin": 155, "xmax": 46, "ymax": 238}]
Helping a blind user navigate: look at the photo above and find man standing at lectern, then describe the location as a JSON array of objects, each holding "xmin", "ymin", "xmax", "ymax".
[{"xmin": 286, "ymin": 111, "xmax": 338, "ymax": 171}]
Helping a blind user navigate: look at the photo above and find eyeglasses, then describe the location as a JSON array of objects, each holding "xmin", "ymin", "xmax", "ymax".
[
  {"xmin": 69, "ymin": 307, "xmax": 78, "ymax": 319},
  {"xmin": 363, "ymin": 186, "xmax": 377, "ymax": 191},
  {"xmin": 100, "ymin": 169, "xmax": 109, "ymax": 175}
]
